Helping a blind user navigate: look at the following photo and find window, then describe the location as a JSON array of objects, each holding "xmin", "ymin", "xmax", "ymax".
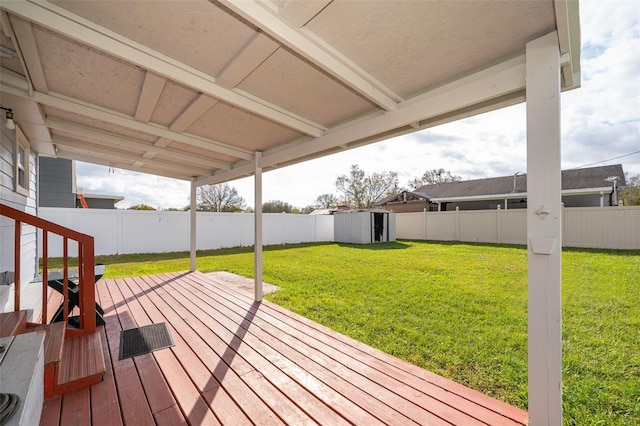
[{"xmin": 15, "ymin": 126, "xmax": 30, "ymax": 195}]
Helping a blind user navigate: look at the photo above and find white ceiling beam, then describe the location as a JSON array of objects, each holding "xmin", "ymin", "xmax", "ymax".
[
  {"xmin": 220, "ymin": 0, "xmax": 399, "ymax": 111},
  {"xmin": 46, "ymin": 117, "xmax": 232, "ymax": 170},
  {"xmin": 0, "ymin": 74, "xmax": 254, "ymax": 160},
  {"xmin": 135, "ymin": 72, "xmax": 166, "ymax": 122},
  {"xmin": 169, "ymin": 94, "xmax": 218, "ymax": 133},
  {"xmin": 149, "ymin": 94, "xmax": 219, "ymax": 150},
  {"xmin": 216, "ymin": 0, "xmax": 331, "ymax": 89},
  {"xmin": 278, "ymin": 0, "xmax": 332, "ymax": 27},
  {"xmin": 196, "ymin": 160, "xmax": 256, "ymax": 186},
  {"xmin": 2, "ymin": 0, "xmax": 325, "ymax": 137},
  {"xmin": 55, "ymin": 149, "xmax": 190, "ymax": 181},
  {"xmin": 53, "ymin": 136, "xmax": 212, "ymax": 176},
  {"xmin": 215, "ymin": 31, "xmax": 279, "ymax": 89},
  {"xmin": 554, "ymin": 0, "xmax": 581, "ymax": 90},
  {"xmin": 0, "ymin": 12, "xmax": 12, "ymax": 37},
  {"xmin": 9, "ymin": 15, "xmax": 47, "ymax": 92},
  {"xmin": 300, "ymin": 28, "xmax": 403, "ymax": 103},
  {"xmin": 260, "ymin": 56, "xmax": 526, "ymax": 168},
  {"xmin": 198, "ymin": 55, "xmax": 527, "ymax": 186}
]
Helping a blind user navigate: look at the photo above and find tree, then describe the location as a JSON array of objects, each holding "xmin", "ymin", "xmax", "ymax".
[
  {"xmin": 408, "ymin": 168, "xmax": 462, "ymax": 189},
  {"xmin": 128, "ymin": 204, "xmax": 155, "ymax": 210},
  {"xmin": 197, "ymin": 183, "xmax": 246, "ymax": 212},
  {"xmin": 262, "ymin": 200, "xmax": 295, "ymax": 213},
  {"xmin": 619, "ymin": 173, "xmax": 640, "ymax": 206},
  {"xmin": 335, "ymin": 164, "xmax": 399, "ymax": 209},
  {"xmin": 315, "ymin": 193, "xmax": 339, "ymax": 209}
]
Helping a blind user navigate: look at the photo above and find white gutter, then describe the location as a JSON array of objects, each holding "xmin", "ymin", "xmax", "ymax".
[{"xmin": 430, "ymin": 187, "xmax": 613, "ymax": 203}]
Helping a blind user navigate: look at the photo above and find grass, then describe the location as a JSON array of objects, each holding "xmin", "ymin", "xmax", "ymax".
[{"xmin": 45, "ymin": 241, "xmax": 639, "ymax": 425}]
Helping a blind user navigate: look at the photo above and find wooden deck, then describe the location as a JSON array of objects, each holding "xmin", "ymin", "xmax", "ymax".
[{"xmin": 40, "ymin": 271, "xmax": 528, "ymax": 425}]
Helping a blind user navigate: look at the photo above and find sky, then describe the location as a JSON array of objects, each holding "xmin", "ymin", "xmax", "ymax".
[{"xmin": 76, "ymin": 0, "xmax": 640, "ymax": 210}]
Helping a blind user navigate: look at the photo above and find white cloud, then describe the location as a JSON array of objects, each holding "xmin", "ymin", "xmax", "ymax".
[{"xmin": 77, "ymin": 1, "xmax": 640, "ymax": 209}]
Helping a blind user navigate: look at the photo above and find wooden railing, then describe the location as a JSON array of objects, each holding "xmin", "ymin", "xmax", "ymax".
[{"xmin": 0, "ymin": 203, "xmax": 96, "ymax": 337}]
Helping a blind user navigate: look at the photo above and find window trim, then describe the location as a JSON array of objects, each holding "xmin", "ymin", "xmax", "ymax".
[{"xmin": 14, "ymin": 126, "xmax": 30, "ymax": 196}]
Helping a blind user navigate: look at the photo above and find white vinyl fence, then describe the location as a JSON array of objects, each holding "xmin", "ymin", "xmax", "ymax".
[
  {"xmin": 396, "ymin": 206, "xmax": 640, "ymax": 250},
  {"xmin": 37, "ymin": 206, "xmax": 639, "ymax": 257},
  {"xmin": 38, "ymin": 208, "xmax": 334, "ymax": 257}
]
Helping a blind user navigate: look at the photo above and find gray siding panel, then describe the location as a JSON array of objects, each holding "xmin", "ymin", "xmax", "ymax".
[
  {"xmin": 40, "ymin": 192, "xmax": 75, "ymax": 208},
  {"xmin": 39, "ymin": 157, "xmax": 75, "ymax": 208},
  {"xmin": 1, "ymin": 125, "xmax": 39, "ymax": 312}
]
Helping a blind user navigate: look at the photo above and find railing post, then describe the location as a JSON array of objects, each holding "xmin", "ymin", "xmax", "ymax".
[
  {"xmin": 63, "ymin": 237, "xmax": 69, "ymax": 325},
  {"xmin": 81, "ymin": 236, "xmax": 96, "ymax": 334},
  {"xmin": 2, "ymin": 203, "xmax": 97, "ymax": 335},
  {"xmin": 42, "ymin": 231, "xmax": 48, "ymax": 324},
  {"xmin": 14, "ymin": 220, "xmax": 21, "ymax": 312}
]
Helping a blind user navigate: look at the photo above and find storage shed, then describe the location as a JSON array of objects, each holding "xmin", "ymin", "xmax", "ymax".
[{"xmin": 334, "ymin": 209, "xmax": 396, "ymax": 244}]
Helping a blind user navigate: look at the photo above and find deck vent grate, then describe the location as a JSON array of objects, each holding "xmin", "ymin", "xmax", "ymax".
[{"xmin": 119, "ymin": 322, "xmax": 174, "ymax": 360}]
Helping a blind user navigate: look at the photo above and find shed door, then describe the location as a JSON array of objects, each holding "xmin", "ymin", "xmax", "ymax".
[{"xmin": 372, "ymin": 212, "xmax": 388, "ymax": 243}]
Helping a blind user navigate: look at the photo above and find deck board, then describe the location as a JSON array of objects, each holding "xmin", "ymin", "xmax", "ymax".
[{"xmin": 43, "ymin": 271, "xmax": 528, "ymax": 426}]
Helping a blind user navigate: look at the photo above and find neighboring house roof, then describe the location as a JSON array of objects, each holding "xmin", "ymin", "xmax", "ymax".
[
  {"xmin": 413, "ymin": 164, "xmax": 625, "ymax": 201},
  {"xmin": 375, "ymin": 191, "xmax": 432, "ymax": 206},
  {"xmin": 82, "ymin": 193, "xmax": 125, "ymax": 203},
  {"xmin": 309, "ymin": 205, "xmax": 355, "ymax": 215}
]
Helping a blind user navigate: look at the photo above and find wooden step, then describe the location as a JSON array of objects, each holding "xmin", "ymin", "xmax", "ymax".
[
  {"xmin": 25, "ymin": 322, "xmax": 65, "ymax": 366},
  {"xmin": 51, "ymin": 330, "xmax": 106, "ymax": 397},
  {"xmin": 22, "ymin": 322, "xmax": 106, "ymax": 398},
  {"xmin": 24, "ymin": 322, "xmax": 66, "ymax": 399},
  {"xmin": 0, "ymin": 311, "xmax": 27, "ymax": 338}
]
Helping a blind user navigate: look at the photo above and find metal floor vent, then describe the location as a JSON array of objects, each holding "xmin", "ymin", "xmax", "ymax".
[{"xmin": 119, "ymin": 322, "xmax": 175, "ymax": 360}]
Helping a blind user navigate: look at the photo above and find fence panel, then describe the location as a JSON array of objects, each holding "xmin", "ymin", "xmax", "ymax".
[
  {"xmin": 563, "ymin": 207, "xmax": 640, "ymax": 249},
  {"xmin": 501, "ymin": 210, "xmax": 527, "ymax": 245},
  {"xmin": 38, "ymin": 209, "xmax": 120, "ymax": 257},
  {"xmin": 459, "ymin": 210, "xmax": 497, "ymax": 243},
  {"xmin": 197, "ymin": 212, "xmax": 244, "ymax": 250},
  {"xmin": 396, "ymin": 212, "xmax": 424, "ymax": 239},
  {"xmin": 37, "ymin": 206, "xmax": 640, "ymax": 256},
  {"xmin": 396, "ymin": 207, "xmax": 639, "ymax": 249},
  {"xmin": 38, "ymin": 208, "xmax": 336, "ymax": 256},
  {"xmin": 120, "ymin": 210, "xmax": 189, "ymax": 254},
  {"xmin": 426, "ymin": 212, "xmax": 457, "ymax": 241}
]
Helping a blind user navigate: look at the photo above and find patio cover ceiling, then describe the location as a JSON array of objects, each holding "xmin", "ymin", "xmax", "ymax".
[{"xmin": 0, "ymin": 0, "xmax": 580, "ymax": 185}]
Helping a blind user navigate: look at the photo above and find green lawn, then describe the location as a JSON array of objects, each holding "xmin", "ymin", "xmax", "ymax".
[{"xmin": 48, "ymin": 241, "xmax": 639, "ymax": 425}]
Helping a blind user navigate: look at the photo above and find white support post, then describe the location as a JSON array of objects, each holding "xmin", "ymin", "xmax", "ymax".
[
  {"xmin": 422, "ymin": 208, "xmax": 427, "ymax": 240},
  {"xmin": 254, "ymin": 152, "xmax": 263, "ymax": 302},
  {"xmin": 526, "ymin": 31, "xmax": 562, "ymax": 426},
  {"xmin": 190, "ymin": 178, "xmax": 197, "ymax": 272},
  {"xmin": 496, "ymin": 205, "xmax": 502, "ymax": 244},
  {"xmin": 455, "ymin": 206, "xmax": 460, "ymax": 241}
]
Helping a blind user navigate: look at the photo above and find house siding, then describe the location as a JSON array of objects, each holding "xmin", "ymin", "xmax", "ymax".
[
  {"xmin": 84, "ymin": 198, "xmax": 118, "ymax": 209},
  {"xmin": 39, "ymin": 157, "xmax": 75, "ymax": 208},
  {"xmin": 0, "ymin": 124, "xmax": 38, "ymax": 313}
]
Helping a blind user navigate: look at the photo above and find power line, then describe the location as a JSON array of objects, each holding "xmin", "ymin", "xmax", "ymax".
[{"xmin": 570, "ymin": 150, "xmax": 640, "ymax": 169}]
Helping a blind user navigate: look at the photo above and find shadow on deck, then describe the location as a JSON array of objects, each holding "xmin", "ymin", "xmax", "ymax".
[{"xmin": 40, "ymin": 271, "xmax": 527, "ymax": 425}]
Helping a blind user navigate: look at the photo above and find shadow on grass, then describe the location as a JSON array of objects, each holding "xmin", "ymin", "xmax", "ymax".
[
  {"xmin": 335, "ymin": 242, "xmax": 411, "ymax": 250},
  {"xmin": 400, "ymin": 239, "xmax": 640, "ymax": 256},
  {"xmin": 562, "ymin": 246, "xmax": 640, "ymax": 256},
  {"xmin": 43, "ymin": 242, "xmax": 337, "ymax": 267},
  {"xmin": 42, "ymin": 240, "xmax": 639, "ymax": 269}
]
